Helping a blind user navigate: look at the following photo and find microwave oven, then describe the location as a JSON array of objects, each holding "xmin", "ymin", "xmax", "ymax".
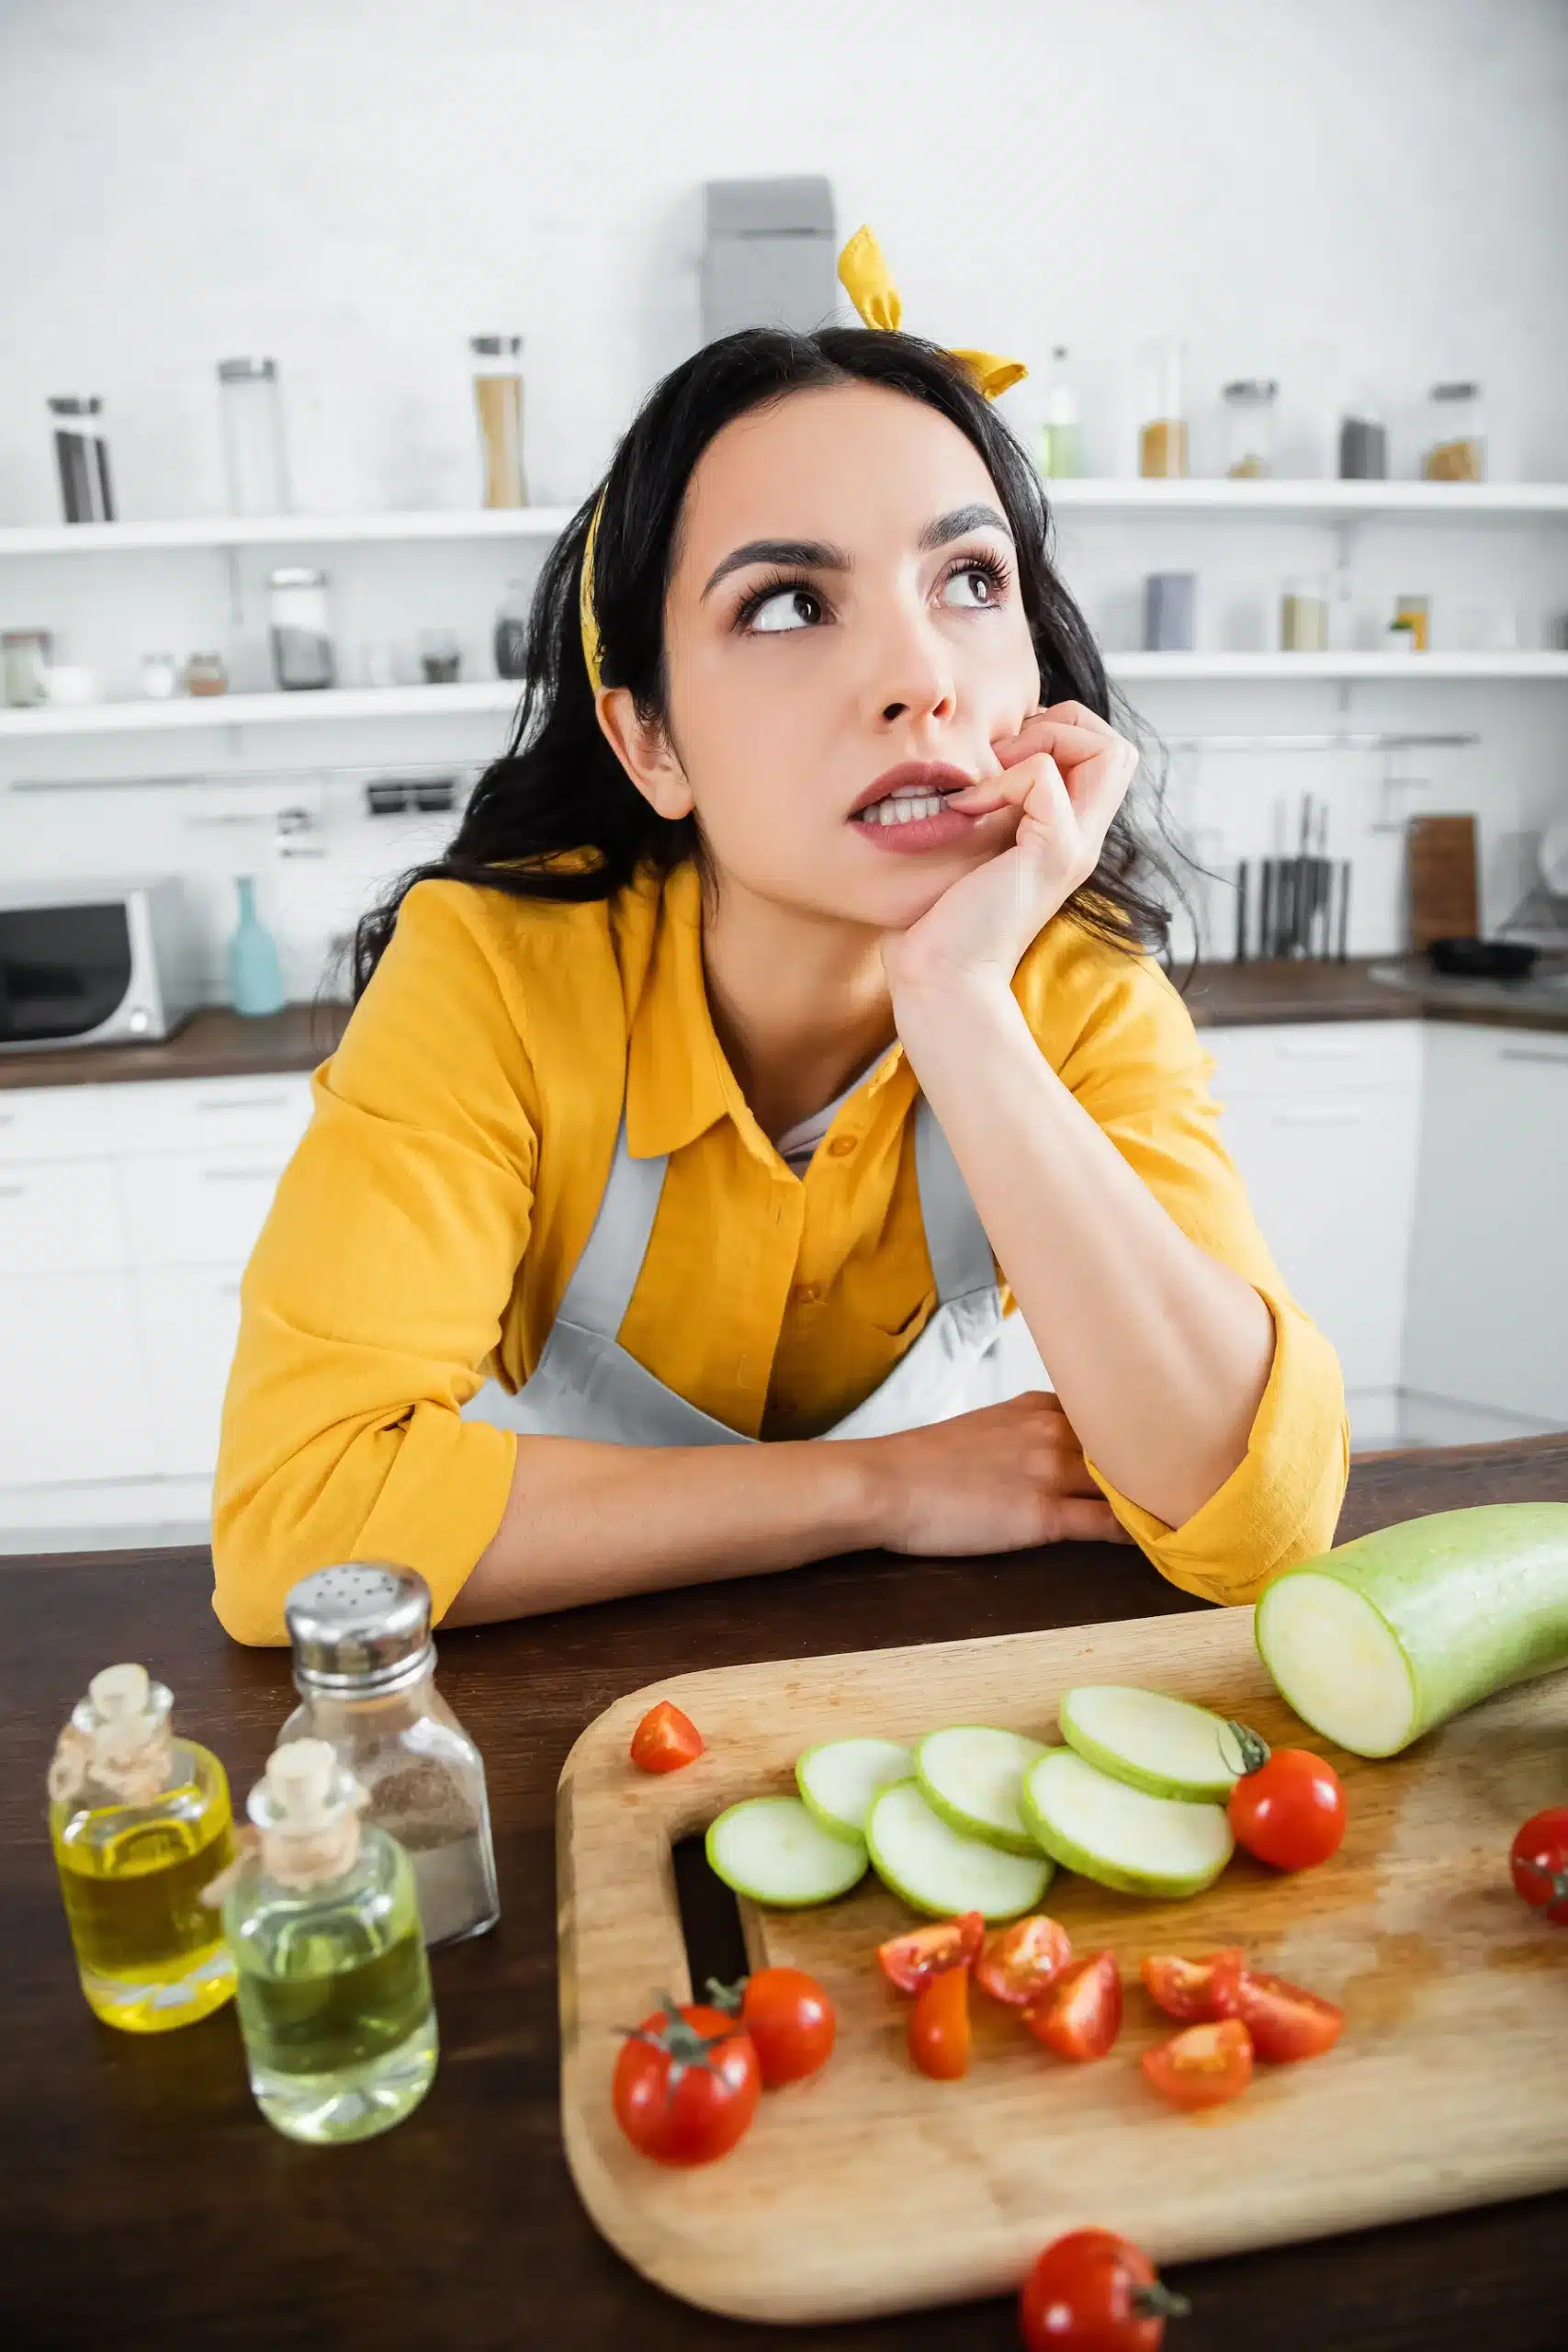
[{"xmin": 0, "ymin": 877, "xmax": 202, "ymax": 1052}]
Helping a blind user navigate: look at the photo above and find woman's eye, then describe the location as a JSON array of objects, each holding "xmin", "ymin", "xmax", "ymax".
[
  {"xmin": 747, "ymin": 585, "xmax": 821, "ymax": 633},
  {"xmin": 942, "ymin": 562, "xmax": 1003, "ymax": 609}
]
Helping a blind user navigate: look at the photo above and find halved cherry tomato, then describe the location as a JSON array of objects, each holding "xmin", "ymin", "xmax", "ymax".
[
  {"xmin": 1019, "ymin": 2227, "xmax": 1190, "ymax": 2352},
  {"xmin": 908, "ymin": 1962, "xmax": 971, "ymax": 2079},
  {"xmin": 612, "ymin": 1998, "xmax": 760, "ymax": 2164},
  {"xmin": 629, "ymin": 1701, "xmax": 704, "ymax": 1774},
  {"xmin": 1141, "ymin": 2017, "xmax": 1254, "ymax": 2110},
  {"xmin": 707, "ymin": 1967, "xmax": 835, "ymax": 2088},
  {"xmin": 1023, "ymin": 1949, "xmax": 1122, "ymax": 2062},
  {"xmin": 1235, "ymin": 1969, "xmax": 1344, "ymax": 2063},
  {"xmin": 1141, "ymin": 1947, "xmax": 1246, "ymax": 2023},
  {"xmin": 1224, "ymin": 1724, "xmax": 1346, "ymax": 1871},
  {"xmin": 975, "ymin": 1915, "xmax": 1073, "ymax": 2007},
  {"xmin": 1509, "ymin": 1805, "xmax": 1568, "ymax": 1925},
  {"xmin": 877, "ymin": 1910, "xmax": 984, "ymax": 1994}
]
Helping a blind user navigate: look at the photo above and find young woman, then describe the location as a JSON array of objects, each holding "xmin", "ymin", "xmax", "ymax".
[{"xmin": 211, "ymin": 243, "xmax": 1348, "ymax": 1645}]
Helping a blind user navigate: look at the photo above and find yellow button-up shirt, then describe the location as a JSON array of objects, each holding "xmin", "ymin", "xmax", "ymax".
[{"xmin": 212, "ymin": 862, "xmax": 1348, "ymax": 1643}]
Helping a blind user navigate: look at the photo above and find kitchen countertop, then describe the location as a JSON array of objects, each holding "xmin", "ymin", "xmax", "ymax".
[
  {"xmin": 2, "ymin": 1433, "xmax": 1566, "ymax": 2350},
  {"xmin": 4, "ymin": 956, "xmax": 1567, "ymax": 1092}
]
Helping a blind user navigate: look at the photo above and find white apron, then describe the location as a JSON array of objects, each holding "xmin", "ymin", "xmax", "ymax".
[{"xmin": 463, "ymin": 1094, "xmax": 1045, "ymax": 1447}]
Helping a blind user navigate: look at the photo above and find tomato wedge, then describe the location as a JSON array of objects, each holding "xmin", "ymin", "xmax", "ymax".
[
  {"xmin": 629, "ymin": 1701, "xmax": 704, "ymax": 1774},
  {"xmin": 975, "ymin": 1915, "xmax": 1073, "ymax": 2007},
  {"xmin": 1023, "ymin": 1949, "xmax": 1122, "ymax": 2062},
  {"xmin": 1141, "ymin": 1947, "xmax": 1246, "ymax": 2023},
  {"xmin": 908, "ymin": 1962, "xmax": 971, "ymax": 2079},
  {"xmin": 1141, "ymin": 2018, "xmax": 1254, "ymax": 2110},
  {"xmin": 877, "ymin": 1910, "xmax": 984, "ymax": 1995},
  {"xmin": 1235, "ymin": 1969, "xmax": 1344, "ymax": 2063}
]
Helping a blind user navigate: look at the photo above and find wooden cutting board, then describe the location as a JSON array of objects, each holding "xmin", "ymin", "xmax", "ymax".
[
  {"xmin": 1408, "ymin": 812, "xmax": 1480, "ymax": 949},
  {"xmin": 557, "ymin": 1609, "xmax": 1568, "ymax": 2326}
]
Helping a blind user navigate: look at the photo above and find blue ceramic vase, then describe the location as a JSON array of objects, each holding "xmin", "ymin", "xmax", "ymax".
[{"xmin": 228, "ymin": 876, "xmax": 286, "ymax": 1018}]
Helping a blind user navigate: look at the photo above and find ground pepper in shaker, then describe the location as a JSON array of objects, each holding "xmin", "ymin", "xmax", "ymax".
[{"xmin": 279, "ymin": 1565, "xmax": 500, "ymax": 1948}]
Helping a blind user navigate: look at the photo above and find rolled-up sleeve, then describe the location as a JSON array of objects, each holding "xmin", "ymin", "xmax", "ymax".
[
  {"xmin": 1021, "ymin": 932, "xmax": 1349, "ymax": 1604},
  {"xmin": 211, "ymin": 885, "xmax": 531, "ymax": 1644}
]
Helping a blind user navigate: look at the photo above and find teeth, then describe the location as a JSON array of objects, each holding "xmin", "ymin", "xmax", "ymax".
[{"xmin": 860, "ymin": 793, "xmax": 947, "ymax": 827}]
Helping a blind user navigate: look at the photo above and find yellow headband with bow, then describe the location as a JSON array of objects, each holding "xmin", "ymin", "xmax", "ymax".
[{"xmin": 580, "ymin": 224, "xmax": 1026, "ymax": 695}]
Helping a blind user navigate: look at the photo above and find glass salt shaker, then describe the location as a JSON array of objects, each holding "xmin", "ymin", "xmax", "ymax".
[{"xmin": 279, "ymin": 1565, "xmax": 499, "ymax": 1948}]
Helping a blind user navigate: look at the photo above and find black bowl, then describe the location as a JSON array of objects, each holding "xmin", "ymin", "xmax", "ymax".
[{"xmin": 1427, "ymin": 936, "xmax": 1539, "ymax": 980}]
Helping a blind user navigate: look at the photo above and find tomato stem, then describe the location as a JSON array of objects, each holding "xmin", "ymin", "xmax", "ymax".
[
  {"xmin": 1222, "ymin": 1719, "xmax": 1271, "ymax": 1778},
  {"xmin": 1133, "ymin": 2281, "xmax": 1192, "ymax": 2321},
  {"xmin": 705, "ymin": 1974, "xmax": 749, "ymax": 2014},
  {"xmin": 615, "ymin": 1993, "xmax": 739, "ymax": 2089}
]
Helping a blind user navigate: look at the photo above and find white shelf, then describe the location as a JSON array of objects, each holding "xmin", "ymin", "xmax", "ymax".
[
  {"xmin": 0, "ymin": 682, "xmax": 520, "ymax": 738},
  {"xmin": 2, "ymin": 481, "xmax": 1566, "ymax": 561},
  {"xmin": 1047, "ymin": 479, "xmax": 1568, "ymax": 519},
  {"xmin": 6, "ymin": 656, "xmax": 1567, "ymax": 741},
  {"xmin": 1115, "ymin": 651, "xmax": 1568, "ymax": 681},
  {"xmin": 0, "ymin": 509, "xmax": 575, "ymax": 559}
]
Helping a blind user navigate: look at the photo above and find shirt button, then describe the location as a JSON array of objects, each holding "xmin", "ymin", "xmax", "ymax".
[
  {"xmin": 790, "ymin": 1282, "xmax": 824, "ymax": 1308},
  {"xmin": 826, "ymin": 1134, "xmax": 857, "ymax": 1159}
]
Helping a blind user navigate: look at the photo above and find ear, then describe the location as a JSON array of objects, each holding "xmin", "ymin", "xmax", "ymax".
[{"xmin": 593, "ymin": 686, "xmax": 694, "ymax": 823}]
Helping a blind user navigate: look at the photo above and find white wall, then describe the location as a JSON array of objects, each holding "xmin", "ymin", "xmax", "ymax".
[{"xmin": 3, "ymin": 0, "xmax": 1567, "ymax": 983}]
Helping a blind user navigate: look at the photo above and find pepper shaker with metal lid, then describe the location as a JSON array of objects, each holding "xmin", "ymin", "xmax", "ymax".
[{"xmin": 278, "ymin": 1565, "xmax": 499, "ymax": 1948}]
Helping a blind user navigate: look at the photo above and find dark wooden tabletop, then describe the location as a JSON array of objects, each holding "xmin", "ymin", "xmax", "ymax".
[{"xmin": 3, "ymin": 1433, "xmax": 1566, "ymax": 2351}]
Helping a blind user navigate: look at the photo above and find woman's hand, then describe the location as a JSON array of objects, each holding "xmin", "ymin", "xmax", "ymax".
[
  {"xmin": 881, "ymin": 702, "xmax": 1138, "ymax": 1000},
  {"xmin": 846, "ymin": 1390, "xmax": 1132, "ymax": 1555}
]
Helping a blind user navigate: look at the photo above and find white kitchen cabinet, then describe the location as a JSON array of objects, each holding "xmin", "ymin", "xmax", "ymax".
[
  {"xmin": 120, "ymin": 1147, "xmax": 299, "ymax": 1268},
  {"xmin": 0, "ymin": 1157, "xmax": 128, "ymax": 1276},
  {"xmin": 1203, "ymin": 1023, "xmax": 1422, "ymax": 1397},
  {"xmin": 1404, "ymin": 1025, "xmax": 1568, "ymax": 1423},
  {"xmin": 0, "ymin": 1271, "xmax": 156, "ymax": 1485},
  {"xmin": 133, "ymin": 1267, "xmax": 246, "ymax": 1477}
]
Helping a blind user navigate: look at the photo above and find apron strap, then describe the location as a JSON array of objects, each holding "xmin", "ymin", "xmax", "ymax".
[
  {"xmin": 552, "ymin": 1118, "xmax": 667, "ymax": 1341},
  {"xmin": 914, "ymin": 1096, "xmax": 998, "ymax": 1305}
]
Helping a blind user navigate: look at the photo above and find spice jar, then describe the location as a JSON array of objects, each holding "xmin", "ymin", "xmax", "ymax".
[
  {"xmin": 1137, "ymin": 337, "xmax": 1187, "ymax": 479},
  {"xmin": 49, "ymin": 396, "xmax": 115, "ymax": 524},
  {"xmin": 1223, "ymin": 379, "xmax": 1277, "ymax": 478},
  {"xmin": 1281, "ymin": 577, "xmax": 1330, "ymax": 652},
  {"xmin": 218, "ymin": 358, "xmax": 292, "ymax": 515},
  {"xmin": 267, "ymin": 566, "xmax": 335, "ymax": 691},
  {"xmin": 184, "ymin": 651, "xmax": 228, "ymax": 697},
  {"xmin": 471, "ymin": 334, "xmax": 526, "ymax": 508},
  {"xmin": 3, "ymin": 628, "xmax": 53, "ymax": 707},
  {"xmin": 279, "ymin": 1565, "xmax": 500, "ymax": 1949},
  {"xmin": 1423, "ymin": 383, "xmax": 1484, "ymax": 481}
]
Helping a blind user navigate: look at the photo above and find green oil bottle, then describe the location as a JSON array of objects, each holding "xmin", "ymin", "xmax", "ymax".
[
  {"xmin": 49, "ymin": 1662, "xmax": 237, "ymax": 2033},
  {"xmin": 221, "ymin": 1739, "xmax": 437, "ymax": 2145}
]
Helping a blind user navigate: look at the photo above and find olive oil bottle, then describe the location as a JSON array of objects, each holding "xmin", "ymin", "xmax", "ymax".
[
  {"xmin": 49, "ymin": 1662, "xmax": 237, "ymax": 2032},
  {"xmin": 221, "ymin": 1740, "xmax": 436, "ymax": 2145}
]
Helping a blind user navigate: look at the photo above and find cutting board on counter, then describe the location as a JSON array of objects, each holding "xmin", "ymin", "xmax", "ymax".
[{"xmin": 557, "ymin": 1609, "xmax": 1568, "ymax": 2326}]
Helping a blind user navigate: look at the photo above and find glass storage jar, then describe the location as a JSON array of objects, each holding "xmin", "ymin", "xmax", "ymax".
[
  {"xmin": 218, "ymin": 358, "xmax": 292, "ymax": 515},
  {"xmin": 268, "ymin": 566, "xmax": 335, "ymax": 691},
  {"xmin": 1223, "ymin": 379, "xmax": 1277, "ymax": 478},
  {"xmin": 1423, "ymin": 382, "xmax": 1484, "ymax": 481}
]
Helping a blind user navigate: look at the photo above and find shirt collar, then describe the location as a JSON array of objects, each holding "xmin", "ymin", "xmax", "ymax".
[{"xmin": 624, "ymin": 861, "xmax": 910, "ymax": 1163}]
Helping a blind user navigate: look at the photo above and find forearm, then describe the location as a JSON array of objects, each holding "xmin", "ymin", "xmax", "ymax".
[
  {"xmin": 445, "ymin": 1431, "xmax": 881, "ymax": 1623},
  {"xmin": 894, "ymin": 974, "xmax": 1275, "ymax": 1529}
]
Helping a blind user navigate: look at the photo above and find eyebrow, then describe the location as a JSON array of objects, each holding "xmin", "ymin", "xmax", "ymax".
[{"xmin": 699, "ymin": 503, "xmax": 1012, "ymax": 599}]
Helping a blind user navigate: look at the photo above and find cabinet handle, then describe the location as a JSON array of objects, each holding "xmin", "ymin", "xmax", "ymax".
[
  {"xmin": 0, "ymin": 1181, "xmax": 26, "ymax": 1199},
  {"xmin": 1499, "ymin": 1047, "xmax": 1568, "ymax": 1069},
  {"xmin": 196, "ymin": 1092, "xmax": 292, "ymax": 1114},
  {"xmin": 1275, "ymin": 1042, "xmax": 1368, "ymax": 1063},
  {"xmin": 215, "ymin": 1280, "xmax": 243, "ymax": 1297},
  {"xmin": 200, "ymin": 1166, "xmax": 281, "ymax": 1183},
  {"xmin": 1268, "ymin": 1105, "xmax": 1365, "ymax": 1127}
]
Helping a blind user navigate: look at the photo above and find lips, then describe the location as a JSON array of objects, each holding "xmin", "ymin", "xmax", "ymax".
[{"xmin": 849, "ymin": 761, "xmax": 976, "ymax": 820}]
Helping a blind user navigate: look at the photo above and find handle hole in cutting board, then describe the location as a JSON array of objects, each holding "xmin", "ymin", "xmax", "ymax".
[{"xmin": 671, "ymin": 1834, "xmax": 749, "ymax": 1995}]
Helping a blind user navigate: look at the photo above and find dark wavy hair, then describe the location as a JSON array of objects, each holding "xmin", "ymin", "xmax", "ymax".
[{"xmin": 355, "ymin": 323, "xmax": 1181, "ymax": 994}]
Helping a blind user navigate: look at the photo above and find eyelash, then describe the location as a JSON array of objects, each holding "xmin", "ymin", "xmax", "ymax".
[{"xmin": 732, "ymin": 548, "xmax": 1013, "ymax": 634}]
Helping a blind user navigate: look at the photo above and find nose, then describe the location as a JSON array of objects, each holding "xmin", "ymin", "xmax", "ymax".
[{"xmin": 863, "ymin": 602, "xmax": 956, "ymax": 732}]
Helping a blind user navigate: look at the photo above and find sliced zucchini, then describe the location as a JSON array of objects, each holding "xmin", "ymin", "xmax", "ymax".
[
  {"xmin": 705, "ymin": 1796, "xmax": 868, "ymax": 1907},
  {"xmin": 1021, "ymin": 1747, "xmax": 1234, "ymax": 1899},
  {"xmin": 795, "ymin": 1736, "xmax": 915, "ymax": 1841},
  {"xmin": 1058, "ymin": 1684, "xmax": 1241, "ymax": 1802},
  {"xmin": 914, "ymin": 1724, "xmax": 1047, "ymax": 1856},
  {"xmin": 865, "ymin": 1778, "xmax": 1054, "ymax": 1921}
]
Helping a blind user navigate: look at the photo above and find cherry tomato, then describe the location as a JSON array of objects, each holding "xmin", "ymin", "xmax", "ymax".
[
  {"xmin": 976, "ymin": 1915, "xmax": 1074, "ymax": 2007},
  {"xmin": 1235, "ymin": 1970, "xmax": 1344, "ymax": 2063},
  {"xmin": 1023, "ymin": 1950, "xmax": 1122, "ymax": 2062},
  {"xmin": 1141, "ymin": 2018, "xmax": 1254, "ymax": 2111},
  {"xmin": 1224, "ymin": 1724, "xmax": 1346, "ymax": 1871},
  {"xmin": 629, "ymin": 1701, "xmax": 705, "ymax": 1774},
  {"xmin": 1509, "ymin": 1806, "xmax": 1568, "ymax": 1925},
  {"xmin": 877, "ymin": 1910, "xmax": 984, "ymax": 1994},
  {"xmin": 1140, "ymin": 1948, "xmax": 1246, "ymax": 2023},
  {"xmin": 1019, "ymin": 2227, "xmax": 1190, "ymax": 2352},
  {"xmin": 707, "ymin": 1968, "xmax": 835, "ymax": 2087},
  {"xmin": 612, "ymin": 1998, "xmax": 760, "ymax": 2165},
  {"xmin": 908, "ymin": 1961, "xmax": 971, "ymax": 2078}
]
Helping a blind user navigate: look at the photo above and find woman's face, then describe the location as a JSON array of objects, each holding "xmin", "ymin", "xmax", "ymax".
[{"xmin": 614, "ymin": 381, "xmax": 1043, "ymax": 933}]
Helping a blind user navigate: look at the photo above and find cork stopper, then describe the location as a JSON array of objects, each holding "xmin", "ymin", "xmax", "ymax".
[
  {"xmin": 249, "ymin": 1738, "xmax": 369, "ymax": 1891},
  {"xmin": 49, "ymin": 1661, "xmax": 174, "ymax": 1807}
]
